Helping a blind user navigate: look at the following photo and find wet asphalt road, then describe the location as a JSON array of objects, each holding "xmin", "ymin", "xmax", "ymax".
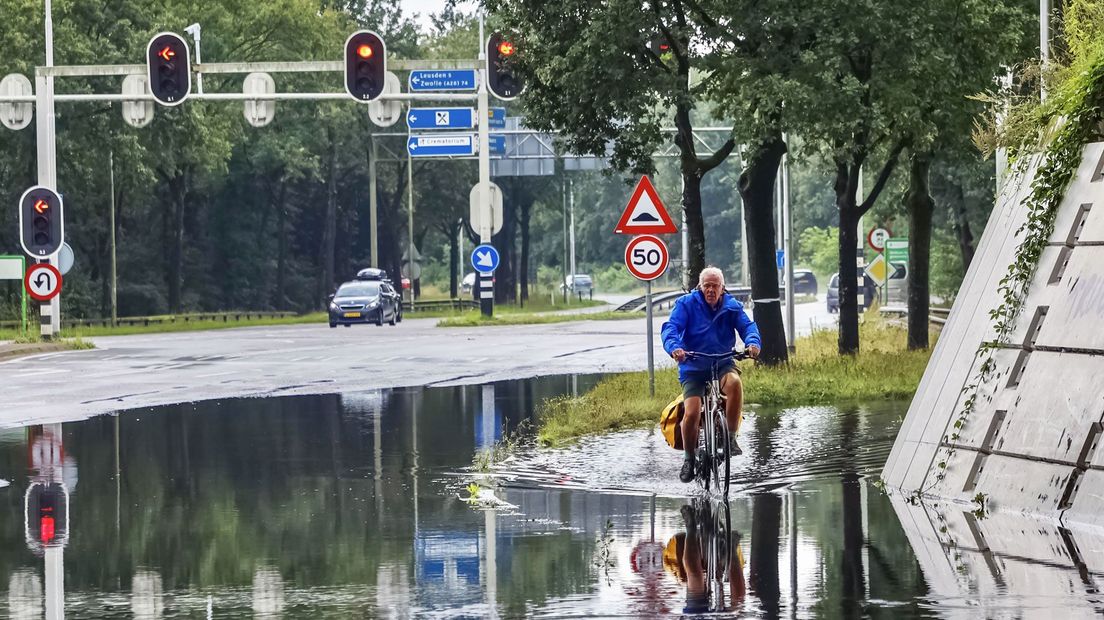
[{"xmin": 0, "ymin": 297, "xmax": 832, "ymax": 428}]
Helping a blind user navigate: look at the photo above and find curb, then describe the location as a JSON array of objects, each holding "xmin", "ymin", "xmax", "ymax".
[{"xmin": 0, "ymin": 343, "xmax": 71, "ymax": 362}]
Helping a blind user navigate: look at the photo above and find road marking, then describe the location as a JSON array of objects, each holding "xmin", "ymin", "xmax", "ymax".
[{"xmin": 196, "ymin": 371, "xmax": 236, "ymax": 378}]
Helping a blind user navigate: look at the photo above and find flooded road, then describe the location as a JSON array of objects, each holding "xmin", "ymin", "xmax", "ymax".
[{"xmin": 0, "ymin": 376, "xmax": 1101, "ymax": 618}]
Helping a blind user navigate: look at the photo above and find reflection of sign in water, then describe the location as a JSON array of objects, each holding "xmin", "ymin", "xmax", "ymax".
[{"xmin": 415, "ymin": 531, "xmax": 483, "ymax": 595}]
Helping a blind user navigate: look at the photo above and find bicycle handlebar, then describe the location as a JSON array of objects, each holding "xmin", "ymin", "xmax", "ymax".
[{"xmin": 685, "ymin": 350, "xmax": 751, "ymax": 361}]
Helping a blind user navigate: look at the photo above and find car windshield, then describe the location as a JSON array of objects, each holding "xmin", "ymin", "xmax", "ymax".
[
  {"xmin": 336, "ymin": 282, "xmax": 380, "ymax": 297},
  {"xmin": 829, "ymin": 275, "xmax": 839, "ymax": 287},
  {"xmin": 575, "ymin": 276, "xmax": 592, "ymax": 285}
]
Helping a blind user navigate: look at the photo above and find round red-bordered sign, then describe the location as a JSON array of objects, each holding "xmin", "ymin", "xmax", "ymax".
[
  {"xmin": 867, "ymin": 227, "xmax": 891, "ymax": 252},
  {"xmin": 25, "ymin": 263, "xmax": 63, "ymax": 302},
  {"xmin": 624, "ymin": 235, "xmax": 669, "ymax": 281}
]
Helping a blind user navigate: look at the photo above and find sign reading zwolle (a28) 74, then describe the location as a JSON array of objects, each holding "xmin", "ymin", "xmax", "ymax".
[{"xmin": 624, "ymin": 235, "xmax": 669, "ymax": 281}]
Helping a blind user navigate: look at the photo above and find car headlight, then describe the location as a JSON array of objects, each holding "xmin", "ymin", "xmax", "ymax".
[
  {"xmin": 329, "ymin": 302, "xmax": 338, "ymax": 311},
  {"xmin": 368, "ymin": 301, "xmax": 379, "ymax": 309}
]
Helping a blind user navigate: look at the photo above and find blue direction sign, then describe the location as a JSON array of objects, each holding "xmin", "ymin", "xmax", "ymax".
[
  {"xmin": 407, "ymin": 107, "xmax": 475, "ymax": 130},
  {"xmin": 487, "ymin": 107, "xmax": 506, "ymax": 129},
  {"xmin": 408, "ymin": 134, "xmax": 476, "ymax": 157},
  {"xmin": 409, "ymin": 69, "xmax": 477, "ymax": 91},
  {"xmin": 488, "ymin": 134, "xmax": 506, "ymax": 156},
  {"xmin": 471, "ymin": 244, "xmax": 500, "ymax": 273}
]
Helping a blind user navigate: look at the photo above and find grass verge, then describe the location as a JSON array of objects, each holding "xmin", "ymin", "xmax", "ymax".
[
  {"xmin": 438, "ymin": 310, "xmax": 644, "ymax": 328},
  {"xmin": 537, "ymin": 320, "xmax": 934, "ymax": 446}
]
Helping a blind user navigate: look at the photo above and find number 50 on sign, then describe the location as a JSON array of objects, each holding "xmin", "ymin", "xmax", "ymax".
[{"xmin": 624, "ymin": 235, "xmax": 669, "ymax": 281}]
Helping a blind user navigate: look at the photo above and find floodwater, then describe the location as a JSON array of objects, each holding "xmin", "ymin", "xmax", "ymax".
[{"xmin": 0, "ymin": 375, "xmax": 1102, "ymax": 618}]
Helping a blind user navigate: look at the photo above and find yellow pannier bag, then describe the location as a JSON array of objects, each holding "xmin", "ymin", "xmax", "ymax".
[{"xmin": 660, "ymin": 394, "xmax": 685, "ymax": 450}]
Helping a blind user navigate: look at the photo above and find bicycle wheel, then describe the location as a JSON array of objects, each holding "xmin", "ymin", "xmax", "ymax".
[
  {"xmin": 700, "ymin": 392, "xmax": 719, "ymax": 492},
  {"xmin": 714, "ymin": 414, "xmax": 731, "ymax": 497}
]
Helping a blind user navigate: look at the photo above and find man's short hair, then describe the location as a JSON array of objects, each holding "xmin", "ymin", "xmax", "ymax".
[{"xmin": 699, "ymin": 266, "xmax": 725, "ymax": 287}]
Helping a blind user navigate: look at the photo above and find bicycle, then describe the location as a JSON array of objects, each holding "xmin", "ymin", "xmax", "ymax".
[{"xmin": 684, "ymin": 350, "xmax": 749, "ymax": 497}]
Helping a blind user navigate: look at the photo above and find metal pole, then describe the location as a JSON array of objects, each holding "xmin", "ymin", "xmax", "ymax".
[
  {"xmin": 782, "ymin": 136, "xmax": 795, "ymax": 351},
  {"xmin": 477, "ymin": 14, "xmax": 493, "ymax": 317},
  {"xmin": 738, "ymin": 150, "xmax": 750, "ymax": 287},
  {"xmin": 645, "ymin": 279, "xmax": 655, "ymax": 397},
  {"xmin": 38, "ymin": 0, "xmax": 60, "ymax": 340},
  {"xmin": 568, "ymin": 178, "xmax": 576, "ymax": 291},
  {"xmin": 857, "ymin": 167, "xmax": 865, "ymax": 310},
  {"xmin": 185, "ymin": 23, "xmax": 203, "ymax": 94},
  {"xmin": 680, "ymin": 175, "xmax": 689, "ymax": 289},
  {"xmin": 369, "ymin": 135, "xmax": 378, "ymax": 267},
  {"xmin": 561, "ymin": 173, "xmax": 568, "ymax": 303},
  {"xmin": 109, "ymin": 150, "xmax": 117, "ymax": 325},
  {"xmin": 1040, "ymin": 0, "xmax": 1050, "ymax": 101},
  {"xmin": 407, "ymin": 130, "xmax": 416, "ymax": 304}
]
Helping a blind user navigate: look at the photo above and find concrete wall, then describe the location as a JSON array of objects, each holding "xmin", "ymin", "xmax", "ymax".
[{"xmin": 884, "ymin": 142, "xmax": 1104, "ymax": 528}]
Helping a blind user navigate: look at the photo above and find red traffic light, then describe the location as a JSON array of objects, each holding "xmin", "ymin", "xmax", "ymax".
[
  {"xmin": 157, "ymin": 46, "xmax": 176, "ymax": 62},
  {"xmin": 34, "ymin": 199, "xmax": 49, "ymax": 213},
  {"xmin": 357, "ymin": 44, "xmax": 374, "ymax": 59},
  {"xmin": 147, "ymin": 32, "xmax": 192, "ymax": 106},
  {"xmin": 344, "ymin": 30, "xmax": 387, "ymax": 102},
  {"xmin": 498, "ymin": 41, "xmax": 515, "ymax": 56}
]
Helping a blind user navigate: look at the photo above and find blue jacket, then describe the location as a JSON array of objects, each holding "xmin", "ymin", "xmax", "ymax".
[{"xmin": 661, "ymin": 290, "xmax": 761, "ymax": 382}]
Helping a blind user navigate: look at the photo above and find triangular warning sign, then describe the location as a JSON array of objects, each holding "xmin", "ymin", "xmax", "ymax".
[{"xmin": 614, "ymin": 175, "xmax": 677, "ymax": 235}]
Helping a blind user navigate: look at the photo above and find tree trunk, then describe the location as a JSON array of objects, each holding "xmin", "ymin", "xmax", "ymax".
[
  {"xmin": 906, "ymin": 153, "xmax": 933, "ymax": 350},
  {"xmin": 494, "ymin": 200, "xmax": 517, "ymax": 304},
  {"xmin": 275, "ymin": 183, "xmax": 288, "ymax": 310},
  {"xmin": 737, "ymin": 135, "xmax": 788, "ymax": 365},
  {"xmin": 520, "ymin": 200, "xmax": 532, "ymax": 303},
  {"xmin": 682, "ymin": 169, "xmax": 706, "ymax": 289},
  {"xmin": 319, "ymin": 132, "xmax": 338, "ymax": 308},
  {"xmin": 448, "ymin": 221, "xmax": 460, "ymax": 299},
  {"xmin": 949, "ymin": 178, "xmax": 975, "ymax": 271},
  {"xmin": 749, "ymin": 493, "xmax": 782, "ymax": 616},
  {"xmin": 836, "ymin": 168, "xmax": 861, "ymax": 355},
  {"xmin": 167, "ymin": 174, "xmax": 187, "ymax": 314}
]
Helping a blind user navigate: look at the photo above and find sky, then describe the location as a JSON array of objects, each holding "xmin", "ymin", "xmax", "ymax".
[{"xmin": 399, "ymin": 0, "xmax": 477, "ymax": 31}]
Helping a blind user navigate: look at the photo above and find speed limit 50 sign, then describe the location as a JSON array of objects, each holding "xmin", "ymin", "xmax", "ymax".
[{"xmin": 624, "ymin": 235, "xmax": 669, "ymax": 281}]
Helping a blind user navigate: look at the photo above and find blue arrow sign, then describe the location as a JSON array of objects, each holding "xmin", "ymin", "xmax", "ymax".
[
  {"xmin": 487, "ymin": 107, "xmax": 506, "ymax": 129},
  {"xmin": 489, "ymin": 134, "xmax": 506, "ymax": 156},
  {"xmin": 407, "ymin": 134, "xmax": 476, "ymax": 157},
  {"xmin": 407, "ymin": 107, "xmax": 475, "ymax": 130},
  {"xmin": 409, "ymin": 69, "xmax": 478, "ymax": 91},
  {"xmin": 471, "ymin": 244, "xmax": 500, "ymax": 273}
]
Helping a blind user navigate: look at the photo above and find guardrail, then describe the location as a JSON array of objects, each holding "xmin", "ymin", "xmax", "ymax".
[
  {"xmin": 402, "ymin": 299, "xmax": 480, "ymax": 312},
  {"xmin": 879, "ymin": 305, "xmax": 951, "ymax": 325},
  {"xmin": 0, "ymin": 311, "xmax": 300, "ymax": 330},
  {"xmin": 614, "ymin": 285, "xmax": 785, "ymax": 312}
]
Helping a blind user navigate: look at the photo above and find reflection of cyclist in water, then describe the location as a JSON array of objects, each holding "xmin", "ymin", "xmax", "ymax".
[
  {"xmin": 664, "ymin": 500, "xmax": 747, "ymax": 614},
  {"xmin": 662, "ymin": 266, "xmax": 761, "ymax": 483}
]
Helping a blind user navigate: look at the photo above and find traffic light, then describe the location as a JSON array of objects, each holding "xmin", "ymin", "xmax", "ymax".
[
  {"xmin": 147, "ymin": 32, "xmax": 192, "ymax": 106},
  {"xmin": 344, "ymin": 30, "xmax": 386, "ymax": 102},
  {"xmin": 649, "ymin": 36, "xmax": 672, "ymax": 56},
  {"xmin": 24, "ymin": 482, "xmax": 69, "ymax": 554},
  {"xmin": 487, "ymin": 33, "xmax": 524, "ymax": 100},
  {"xmin": 18, "ymin": 186, "xmax": 63, "ymax": 258}
]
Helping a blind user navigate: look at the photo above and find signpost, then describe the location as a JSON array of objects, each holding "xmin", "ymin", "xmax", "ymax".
[
  {"xmin": 885, "ymin": 237, "xmax": 909, "ymax": 264},
  {"xmin": 408, "ymin": 69, "xmax": 478, "ymax": 91},
  {"xmin": 25, "ymin": 263, "xmax": 62, "ymax": 303},
  {"xmin": 406, "ymin": 107, "xmax": 475, "ymax": 130},
  {"xmin": 488, "ymin": 134, "xmax": 506, "ymax": 156},
  {"xmin": 407, "ymin": 134, "xmax": 476, "ymax": 158},
  {"xmin": 868, "ymin": 227, "xmax": 890, "ymax": 252},
  {"xmin": 617, "ymin": 177, "xmax": 676, "ymax": 396},
  {"xmin": 0, "ymin": 255, "xmax": 26, "ymax": 334},
  {"xmin": 487, "ymin": 107, "xmax": 506, "ymax": 129},
  {"xmin": 471, "ymin": 244, "xmax": 500, "ymax": 274}
]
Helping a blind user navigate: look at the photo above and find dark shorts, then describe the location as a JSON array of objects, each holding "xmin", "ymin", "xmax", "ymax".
[{"xmin": 680, "ymin": 363, "xmax": 738, "ymax": 399}]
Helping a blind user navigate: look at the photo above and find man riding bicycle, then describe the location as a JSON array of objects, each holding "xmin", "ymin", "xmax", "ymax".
[{"xmin": 661, "ymin": 266, "xmax": 761, "ymax": 483}]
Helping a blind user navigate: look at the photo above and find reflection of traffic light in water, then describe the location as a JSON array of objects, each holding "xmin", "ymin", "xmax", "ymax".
[
  {"xmin": 22, "ymin": 424, "xmax": 73, "ymax": 619},
  {"xmin": 663, "ymin": 499, "xmax": 746, "ymax": 614}
]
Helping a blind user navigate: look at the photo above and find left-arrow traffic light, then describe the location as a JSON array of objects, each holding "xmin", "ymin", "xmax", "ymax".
[
  {"xmin": 147, "ymin": 32, "xmax": 192, "ymax": 106},
  {"xmin": 344, "ymin": 30, "xmax": 387, "ymax": 102},
  {"xmin": 18, "ymin": 186, "xmax": 63, "ymax": 258}
]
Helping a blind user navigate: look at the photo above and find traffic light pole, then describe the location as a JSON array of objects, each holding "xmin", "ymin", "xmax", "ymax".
[
  {"xmin": 36, "ymin": 1, "xmax": 60, "ymax": 341},
  {"xmin": 477, "ymin": 17, "xmax": 493, "ymax": 318}
]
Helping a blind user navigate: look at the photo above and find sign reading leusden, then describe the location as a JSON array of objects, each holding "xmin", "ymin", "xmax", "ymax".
[{"xmin": 885, "ymin": 237, "xmax": 909, "ymax": 264}]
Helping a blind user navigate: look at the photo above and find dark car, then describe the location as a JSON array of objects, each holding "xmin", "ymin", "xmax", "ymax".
[
  {"xmin": 827, "ymin": 272, "xmax": 876, "ymax": 313},
  {"xmin": 783, "ymin": 269, "xmax": 818, "ymax": 296},
  {"xmin": 328, "ymin": 280, "xmax": 403, "ymax": 327}
]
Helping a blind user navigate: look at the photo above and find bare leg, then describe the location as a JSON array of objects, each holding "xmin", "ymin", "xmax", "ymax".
[
  {"xmin": 722, "ymin": 373, "xmax": 743, "ymax": 437},
  {"xmin": 682, "ymin": 396, "xmax": 702, "ymax": 460}
]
